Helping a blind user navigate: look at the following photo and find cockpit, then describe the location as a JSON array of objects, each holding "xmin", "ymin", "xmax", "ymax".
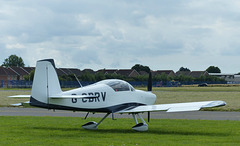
[{"xmin": 97, "ymin": 79, "xmax": 135, "ymax": 92}]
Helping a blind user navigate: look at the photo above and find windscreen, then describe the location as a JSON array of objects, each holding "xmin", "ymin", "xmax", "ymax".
[
  {"xmin": 97, "ymin": 79, "xmax": 134, "ymax": 92},
  {"xmin": 106, "ymin": 80, "xmax": 130, "ymax": 91}
]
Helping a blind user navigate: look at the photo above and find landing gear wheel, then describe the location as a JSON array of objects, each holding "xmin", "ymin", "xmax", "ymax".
[
  {"xmin": 132, "ymin": 123, "xmax": 148, "ymax": 131},
  {"xmin": 82, "ymin": 121, "xmax": 98, "ymax": 130},
  {"xmin": 131, "ymin": 113, "xmax": 149, "ymax": 131}
]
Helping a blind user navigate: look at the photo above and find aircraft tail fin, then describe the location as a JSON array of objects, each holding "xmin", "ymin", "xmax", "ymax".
[{"xmin": 30, "ymin": 59, "xmax": 62, "ymax": 108}]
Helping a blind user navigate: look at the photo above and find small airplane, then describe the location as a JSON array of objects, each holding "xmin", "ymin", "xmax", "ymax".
[{"xmin": 10, "ymin": 59, "xmax": 226, "ymax": 131}]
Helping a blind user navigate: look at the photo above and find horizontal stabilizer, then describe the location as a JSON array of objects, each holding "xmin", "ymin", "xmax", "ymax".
[
  {"xmin": 50, "ymin": 95, "xmax": 97, "ymax": 99},
  {"xmin": 11, "ymin": 101, "xmax": 30, "ymax": 106},
  {"xmin": 8, "ymin": 95, "xmax": 31, "ymax": 98},
  {"xmin": 11, "ymin": 103, "xmax": 23, "ymax": 106},
  {"xmin": 116, "ymin": 100, "xmax": 226, "ymax": 113}
]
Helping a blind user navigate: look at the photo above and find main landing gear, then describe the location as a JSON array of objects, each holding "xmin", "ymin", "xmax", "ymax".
[
  {"xmin": 132, "ymin": 113, "xmax": 148, "ymax": 131},
  {"xmin": 81, "ymin": 113, "xmax": 110, "ymax": 130},
  {"xmin": 81, "ymin": 112, "xmax": 148, "ymax": 131}
]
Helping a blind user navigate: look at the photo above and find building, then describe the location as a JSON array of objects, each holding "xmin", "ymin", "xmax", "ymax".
[
  {"xmin": 8, "ymin": 66, "xmax": 30, "ymax": 80},
  {"xmin": 57, "ymin": 68, "xmax": 82, "ymax": 76},
  {"xmin": 209, "ymin": 73, "xmax": 240, "ymax": 82},
  {"xmin": 0, "ymin": 67, "xmax": 9, "ymax": 82},
  {"xmin": 0, "ymin": 66, "xmax": 19, "ymax": 87},
  {"xmin": 176, "ymin": 71, "xmax": 191, "ymax": 76},
  {"xmin": 189, "ymin": 71, "xmax": 209, "ymax": 78},
  {"xmin": 116, "ymin": 69, "xmax": 140, "ymax": 77},
  {"xmin": 97, "ymin": 69, "xmax": 118, "ymax": 75},
  {"xmin": 82, "ymin": 69, "xmax": 95, "ymax": 74},
  {"xmin": 152, "ymin": 70, "xmax": 176, "ymax": 77},
  {"xmin": 138, "ymin": 71, "xmax": 149, "ymax": 76}
]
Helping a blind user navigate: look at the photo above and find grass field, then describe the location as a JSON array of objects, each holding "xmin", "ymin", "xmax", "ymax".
[
  {"xmin": 0, "ymin": 116, "xmax": 239, "ymax": 145},
  {"xmin": 1, "ymin": 86, "xmax": 239, "ymax": 111},
  {"xmin": 0, "ymin": 86, "xmax": 239, "ymax": 145}
]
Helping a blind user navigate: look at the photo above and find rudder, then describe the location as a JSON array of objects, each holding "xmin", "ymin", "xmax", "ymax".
[{"xmin": 30, "ymin": 59, "xmax": 62, "ymax": 108}]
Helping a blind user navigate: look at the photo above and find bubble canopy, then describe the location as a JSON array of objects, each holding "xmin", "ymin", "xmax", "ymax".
[{"xmin": 97, "ymin": 79, "xmax": 135, "ymax": 92}]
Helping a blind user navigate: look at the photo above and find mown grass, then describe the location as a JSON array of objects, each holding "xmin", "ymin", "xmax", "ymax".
[
  {"xmin": 0, "ymin": 116, "xmax": 239, "ymax": 145},
  {"xmin": 0, "ymin": 90, "xmax": 30, "ymax": 107}
]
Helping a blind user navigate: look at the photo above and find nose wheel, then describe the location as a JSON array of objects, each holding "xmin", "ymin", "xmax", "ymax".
[{"xmin": 132, "ymin": 113, "xmax": 148, "ymax": 131}]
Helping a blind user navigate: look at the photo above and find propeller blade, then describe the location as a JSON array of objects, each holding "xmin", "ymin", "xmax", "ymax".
[
  {"xmin": 147, "ymin": 72, "xmax": 152, "ymax": 91},
  {"xmin": 148, "ymin": 111, "xmax": 150, "ymax": 122}
]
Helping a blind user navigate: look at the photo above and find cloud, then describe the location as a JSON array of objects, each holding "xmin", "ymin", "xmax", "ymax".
[
  {"xmin": 6, "ymin": 43, "xmax": 25, "ymax": 49},
  {"xmin": 0, "ymin": 0, "xmax": 240, "ymax": 73}
]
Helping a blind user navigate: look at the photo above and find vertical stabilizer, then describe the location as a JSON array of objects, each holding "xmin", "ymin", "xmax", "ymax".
[{"xmin": 30, "ymin": 59, "xmax": 62, "ymax": 108}]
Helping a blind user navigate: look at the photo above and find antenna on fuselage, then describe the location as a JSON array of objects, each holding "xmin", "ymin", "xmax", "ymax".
[
  {"xmin": 73, "ymin": 74, "xmax": 82, "ymax": 87},
  {"xmin": 147, "ymin": 72, "xmax": 152, "ymax": 91}
]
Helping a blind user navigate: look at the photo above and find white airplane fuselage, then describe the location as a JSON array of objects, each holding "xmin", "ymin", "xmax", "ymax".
[
  {"xmin": 29, "ymin": 59, "xmax": 156, "ymax": 113},
  {"xmin": 46, "ymin": 82, "xmax": 156, "ymax": 112}
]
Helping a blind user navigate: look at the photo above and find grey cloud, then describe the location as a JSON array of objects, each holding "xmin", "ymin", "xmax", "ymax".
[
  {"xmin": 71, "ymin": 49, "xmax": 101, "ymax": 67},
  {"xmin": 1, "ymin": 0, "xmax": 240, "ymax": 73}
]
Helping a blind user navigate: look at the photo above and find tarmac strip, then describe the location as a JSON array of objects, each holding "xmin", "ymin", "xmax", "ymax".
[{"xmin": 0, "ymin": 107, "xmax": 239, "ymax": 121}]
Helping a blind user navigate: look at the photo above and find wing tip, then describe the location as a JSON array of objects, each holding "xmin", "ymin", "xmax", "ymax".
[{"xmin": 202, "ymin": 100, "xmax": 226, "ymax": 108}]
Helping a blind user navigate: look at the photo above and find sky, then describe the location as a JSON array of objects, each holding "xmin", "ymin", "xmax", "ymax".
[{"xmin": 1, "ymin": 0, "xmax": 240, "ymax": 73}]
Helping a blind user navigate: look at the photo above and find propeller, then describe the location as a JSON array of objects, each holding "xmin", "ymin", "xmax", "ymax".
[
  {"xmin": 147, "ymin": 72, "xmax": 152, "ymax": 91},
  {"xmin": 147, "ymin": 72, "xmax": 152, "ymax": 122},
  {"xmin": 148, "ymin": 111, "xmax": 150, "ymax": 122}
]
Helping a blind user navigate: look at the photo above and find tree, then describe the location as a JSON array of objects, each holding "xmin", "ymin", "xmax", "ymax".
[
  {"xmin": 206, "ymin": 66, "xmax": 221, "ymax": 73},
  {"xmin": 174, "ymin": 74, "xmax": 193, "ymax": 82},
  {"xmin": 24, "ymin": 70, "xmax": 35, "ymax": 81},
  {"xmin": 131, "ymin": 64, "xmax": 150, "ymax": 73},
  {"xmin": 95, "ymin": 72, "xmax": 105, "ymax": 81},
  {"xmin": 2, "ymin": 55, "xmax": 25, "ymax": 67},
  {"xmin": 178, "ymin": 67, "xmax": 190, "ymax": 72},
  {"xmin": 80, "ymin": 71, "xmax": 96, "ymax": 81},
  {"xmin": 153, "ymin": 73, "xmax": 170, "ymax": 82}
]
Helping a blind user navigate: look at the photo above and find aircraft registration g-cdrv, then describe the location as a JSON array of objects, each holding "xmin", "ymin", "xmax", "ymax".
[{"xmin": 9, "ymin": 59, "xmax": 226, "ymax": 131}]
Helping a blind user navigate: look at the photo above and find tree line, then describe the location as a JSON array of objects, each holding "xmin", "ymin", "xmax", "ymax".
[
  {"xmin": 3, "ymin": 55, "xmax": 225, "ymax": 82},
  {"xmin": 57, "ymin": 71, "xmax": 224, "ymax": 82}
]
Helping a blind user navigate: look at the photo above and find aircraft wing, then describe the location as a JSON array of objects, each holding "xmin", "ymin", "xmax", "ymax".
[
  {"xmin": 9, "ymin": 95, "xmax": 96, "ymax": 99},
  {"xmin": 8, "ymin": 95, "xmax": 31, "ymax": 98},
  {"xmin": 116, "ymin": 101, "xmax": 226, "ymax": 113}
]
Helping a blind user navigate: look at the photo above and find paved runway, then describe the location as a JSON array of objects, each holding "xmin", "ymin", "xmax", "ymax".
[{"xmin": 0, "ymin": 107, "xmax": 239, "ymax": 121}]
